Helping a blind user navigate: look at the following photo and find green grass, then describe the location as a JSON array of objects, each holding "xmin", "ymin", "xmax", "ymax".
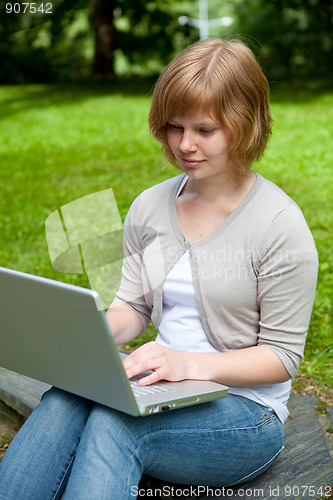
[{"xmin": 0, "ymin": 82, "xmax": 332, "ymax": 397}]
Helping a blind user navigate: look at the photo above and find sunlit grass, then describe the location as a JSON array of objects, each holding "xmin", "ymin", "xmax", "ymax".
[{"xmin": 0, "ymin": 83, "xmax": 332, "ymax": 394}]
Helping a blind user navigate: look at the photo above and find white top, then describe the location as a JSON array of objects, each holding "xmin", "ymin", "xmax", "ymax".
[
  {"xmin": 155, "ymin": 251, "xmax": 219, "ymax": 354},
  {"xmin": 155, "ymin": 176, "xmax": 291, "ymax": 423}
]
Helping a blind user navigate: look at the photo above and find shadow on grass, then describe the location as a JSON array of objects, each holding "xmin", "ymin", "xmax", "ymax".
[
  {"xmin": 269, "ymin": 78, "xmax": 333, "ymax": 103},
  {"xmin": 0, "ymin": 78, "xmax": 156, "ymax": 121},
  {"xmin": 1, "ymin": 77, "xmax": 332, "ymax": 121}
]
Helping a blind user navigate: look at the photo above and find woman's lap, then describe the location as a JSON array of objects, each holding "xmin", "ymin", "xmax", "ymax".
[
  {"xmin": 0, "ymin": 388, "xmax": 283, "ymax": 500},
  {"xmin": 141, "ymin": 394, "xmax": 283, "ymax": 486},
  {"xmin": 64, "ymin": 392, "xmax": 283, "ymax": 499}
]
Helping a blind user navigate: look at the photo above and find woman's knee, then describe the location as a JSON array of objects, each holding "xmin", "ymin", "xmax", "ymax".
[
  {"xmin": 36, "ymin": 387, "xmax": 93, "ymax": 429},
  {"xmin": 83, "ymin": 404, "xmax": 138, "ymax": 450},
  {"xmin": 84, "ymin": 404, "xmax": 123, "ymax": 433}
]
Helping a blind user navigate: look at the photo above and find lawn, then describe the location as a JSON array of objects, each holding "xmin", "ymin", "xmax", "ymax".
[{"xmin": 0, "ymin": 82, "xmax": 332, "ymax": 400}]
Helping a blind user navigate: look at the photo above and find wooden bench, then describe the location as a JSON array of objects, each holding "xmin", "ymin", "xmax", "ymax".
[{"xmin": 0, "ymin": 367, "xmax": 332, "ymax": 499}]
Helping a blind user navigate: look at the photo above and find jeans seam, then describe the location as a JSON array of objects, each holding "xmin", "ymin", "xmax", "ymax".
[
  {"xmin": 227, "ymin": 445, "xmax": 284, "ymax": 486},
  {"xmin": 234, "ymin": 396, "xmax": 278, "ymax": 428},
  {"xmin": 134, "ymin": 417, "xmax": 279, "ymax": 450},
  {"xmin": 125, "ymin": 442, "xmax": 144, "ymax": 500},
  {"xmin": 136, "ymin": 420, "xmax": 278, "ymax": 472},
  {"xmin": 52, "ymin": 452, "xmax": 76, "ymax": 499}
]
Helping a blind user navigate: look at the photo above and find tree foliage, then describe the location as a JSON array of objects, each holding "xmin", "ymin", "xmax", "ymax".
[
  {"xmin": 0, "ymin": 0, "xmax": 191, "ymax": 83},
  {"xmin": 234, "ymin": 0, "xmax": 333, "ymax": 80},
  {"xmin": 0, "ymin": 0, "xmax": 332, "ymax": 83},
  {"xmin": 0, "ymin": 0, "xmax": 91, "ymax": 82}
]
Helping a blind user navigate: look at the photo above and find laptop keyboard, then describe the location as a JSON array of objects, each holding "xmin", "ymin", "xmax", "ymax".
[{"xmin": 130, "ymin": 380, "xmax": 174, "ymax": 398}]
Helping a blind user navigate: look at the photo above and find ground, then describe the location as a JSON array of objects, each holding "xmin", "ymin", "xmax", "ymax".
[{"xmin": 0, "ymin": 400, "xmax": 24, "ymax": 462}]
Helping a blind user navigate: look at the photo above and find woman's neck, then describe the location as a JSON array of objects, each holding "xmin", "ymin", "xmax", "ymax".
[{"xmin": 182, "ymin": 170, "xmax": 256, "ymax": 204}]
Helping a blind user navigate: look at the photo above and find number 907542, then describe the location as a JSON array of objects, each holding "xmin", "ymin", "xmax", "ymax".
[{"xmin": 5, "ymin": 3, "xmax": 53, "ymax": 14}]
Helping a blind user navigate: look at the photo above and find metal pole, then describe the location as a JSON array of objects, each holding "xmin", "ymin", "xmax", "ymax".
[
  {"xmin": 178, "ymin": 0, "xmax": 233, "ymax": 41},
  {"xmin": 199, "ymin": 0, "xmax": 209, "ymax": 40}
]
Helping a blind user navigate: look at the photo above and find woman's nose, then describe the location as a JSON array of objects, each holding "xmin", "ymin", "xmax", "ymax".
[{"xmin": 179, "ymin": 130, "xmax": 197, "ymax": 153}]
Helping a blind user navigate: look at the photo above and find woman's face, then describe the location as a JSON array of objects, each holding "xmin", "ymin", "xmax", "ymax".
[{"xmin": 166, "ymin": 110, "xmax": 234, "ymax": 183}]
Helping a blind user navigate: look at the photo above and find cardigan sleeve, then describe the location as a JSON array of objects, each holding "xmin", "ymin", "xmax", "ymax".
[
  {"xmin": 257, "ymin": 202, "xmax": 318, "ymax": 377},
  {"xmin": 112, "ymin": 197, "xmax": 152, "ymax": 331}
]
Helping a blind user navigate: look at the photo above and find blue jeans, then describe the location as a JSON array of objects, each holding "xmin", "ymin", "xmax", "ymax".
[{"xmin": 0, "ymin": 387, "xmax": 283, "ymax": 500}]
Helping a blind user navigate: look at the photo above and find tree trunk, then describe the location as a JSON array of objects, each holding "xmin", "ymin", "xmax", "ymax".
[{"xmin": 90, "ymin": 0, "xmax": 116, "ymax": 79}]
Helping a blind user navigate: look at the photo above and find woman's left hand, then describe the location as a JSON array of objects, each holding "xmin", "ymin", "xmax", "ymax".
[{"xmin": 123, "ymin": 342, "xmax": 189, "ymax": 386}]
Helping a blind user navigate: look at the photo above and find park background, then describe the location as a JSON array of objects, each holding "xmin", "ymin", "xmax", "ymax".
[{"xmin": 0, "ymin": 0, "xmax": 332, "ymax": 404}]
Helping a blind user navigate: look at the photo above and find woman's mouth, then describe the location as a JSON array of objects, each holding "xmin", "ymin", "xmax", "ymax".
[{"xmin": 181, "ymin": 158, "xmax": 203, "ymax": 168}]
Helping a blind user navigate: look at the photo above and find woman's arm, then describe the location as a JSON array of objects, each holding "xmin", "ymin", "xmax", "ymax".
[
  {"xmin": 184, "ymin": 345, "xmax": 291, "ymax": 386},
  {"xmin": 106, "ymin": 303, "xmax": 144, "ymax": 345},
  {"xmin": 122, "ymin": 341, "xmax": 290, "ymax": 387}
]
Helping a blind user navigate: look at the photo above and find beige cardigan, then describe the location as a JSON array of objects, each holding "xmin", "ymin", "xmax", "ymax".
[{"xmin": 114, "ymin": 173, "xmax": 318, "ymax": 378}]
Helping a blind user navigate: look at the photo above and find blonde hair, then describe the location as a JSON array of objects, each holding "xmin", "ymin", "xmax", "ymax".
[{"xmin": 148, "ymin": 38, "xmax": 272, "ymax": 177}]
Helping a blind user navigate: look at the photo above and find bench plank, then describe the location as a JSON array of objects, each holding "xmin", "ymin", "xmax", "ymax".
[{"xmin": 0, "ymin": 368, "xmax": 50, "ymax": 419}]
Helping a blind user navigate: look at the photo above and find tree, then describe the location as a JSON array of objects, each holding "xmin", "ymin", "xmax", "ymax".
[
  {"xmin": 108, "ymin": 0, "xmax": 184, "ymax": 77},
  {"xmin": 90, "ymin": 0, "xmax": 116, "ymax": 78}
]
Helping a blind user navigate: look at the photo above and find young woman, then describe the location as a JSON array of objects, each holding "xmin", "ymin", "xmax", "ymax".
[{"xmin": 0, "ymin": 38, "xmax": 318, "ymax": 500}]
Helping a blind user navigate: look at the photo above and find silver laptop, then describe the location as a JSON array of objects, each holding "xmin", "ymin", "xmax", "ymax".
[{"xmin": 0, "ymin": 267, "xmax": 228, "ymax": 416}]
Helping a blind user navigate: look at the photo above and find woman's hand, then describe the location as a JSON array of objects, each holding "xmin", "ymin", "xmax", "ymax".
[
  {"xmin": 123, "ymin": 343, "xmax": 291, "ymax": 388},
  {"xmin": 123, "ymin": 342, "xmax": 189, "ymax": 386}
]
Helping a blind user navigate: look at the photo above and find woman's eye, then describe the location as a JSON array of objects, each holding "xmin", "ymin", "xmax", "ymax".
[
  {"xmin": 168, "ymin": 123, "xmax": 182, "ymax": 130},
  {"xmin": 200, "ymin": 129, "xmax": 214, "ymax": 135}
]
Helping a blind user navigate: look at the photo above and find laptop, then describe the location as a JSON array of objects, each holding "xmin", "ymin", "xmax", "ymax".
[{"xmin": 0, "ymin": 267, "xmax": 228, "ymax": 416}]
